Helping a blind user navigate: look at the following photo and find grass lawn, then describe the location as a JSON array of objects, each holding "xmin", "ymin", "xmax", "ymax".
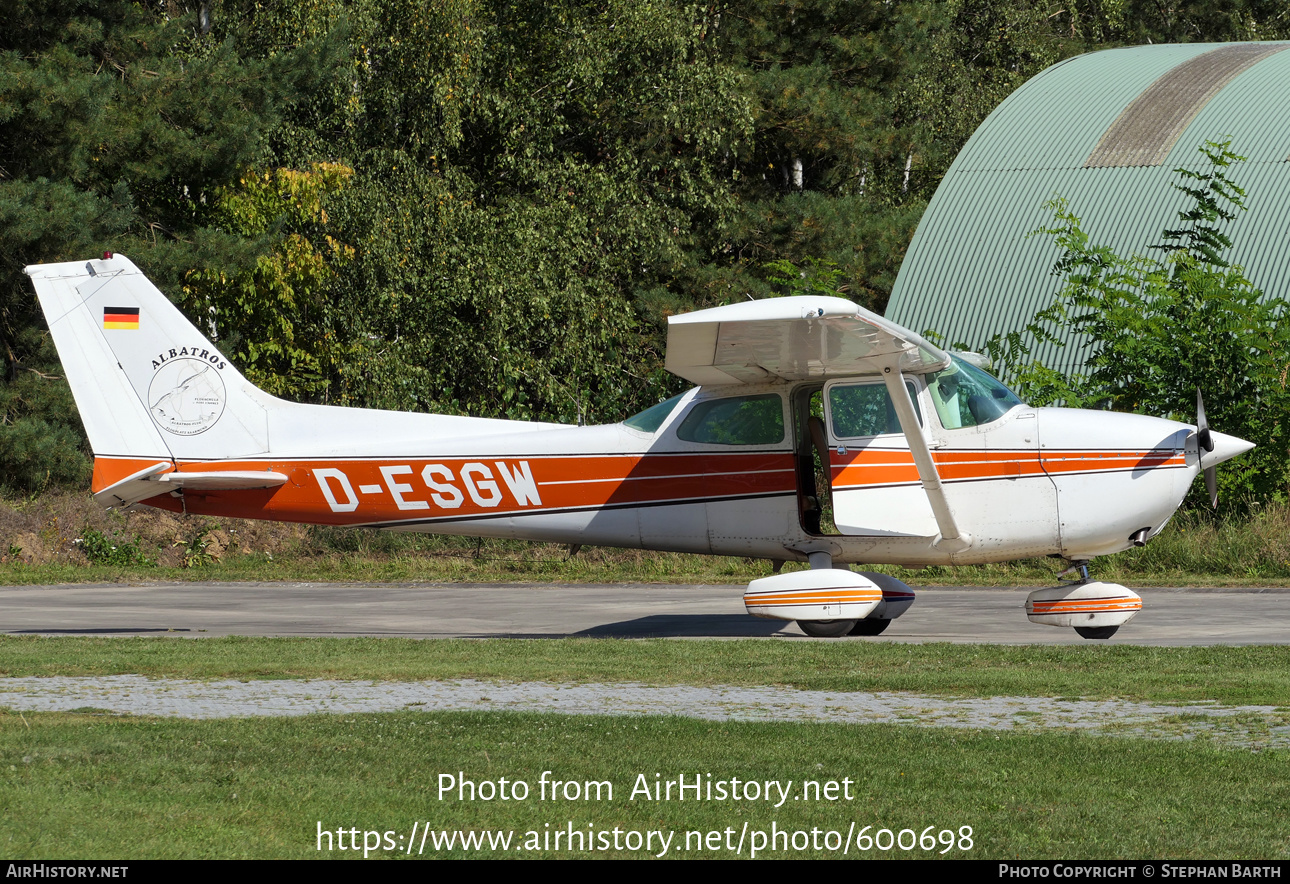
[
  {"xmin": 3, "ymin": 636, "xmax": 1290, "ymax": 706},
  {"xmin": 2, "ymin": 708, "xmax": 1286, "ymax": 859}
]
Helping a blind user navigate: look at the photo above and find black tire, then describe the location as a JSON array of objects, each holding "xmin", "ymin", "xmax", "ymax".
[
  {"xmin": 848, "ymin": 618, "xmax": 892, "ymax": 636},
  {"xmin": 798, "ymin": 619, "xmax": 858, "ymax": 638},
  {"xmin": 1074, "ymin": 625, "xmax": 1119, "ymax": 640}
]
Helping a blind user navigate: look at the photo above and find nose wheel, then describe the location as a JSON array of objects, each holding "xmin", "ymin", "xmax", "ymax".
[{"xmin": 1027, "ymin": 563, "xmax": 1141, "ymax": 640}]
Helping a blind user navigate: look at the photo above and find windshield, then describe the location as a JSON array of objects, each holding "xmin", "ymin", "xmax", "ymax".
[
  {"xmin": 622, "ymin": 393, "xmax": 686, "ymax": 434},
  {"xmin": 925, "ymin": 356, "xmax": 1023, "ymax": 429}
]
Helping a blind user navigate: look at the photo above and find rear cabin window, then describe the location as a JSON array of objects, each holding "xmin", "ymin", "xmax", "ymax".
[
  {"xmin": 622, "ymin": 393, "xmax": 685, "ymax": 434},
  {"xmin": 676, "ymin": 394, "xmax": 785, "ymax": 445},
  {"xmin": 829, "ymin": 382, "xmax": 921, "ymax": 438}
]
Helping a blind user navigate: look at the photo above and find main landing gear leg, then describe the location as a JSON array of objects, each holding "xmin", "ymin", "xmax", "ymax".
[
  {"xmin": 1025, "ymin": 560, "xmax": 1142, "ymax": 640},
  {"xmin": 807, "ymin": 551, "xmax": 834, "ymax": 570}
]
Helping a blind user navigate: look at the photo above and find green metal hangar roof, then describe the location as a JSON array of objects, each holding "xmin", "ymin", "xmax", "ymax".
[{"xmin": 885, "ymin": 42, "xmax": 1290, "ymax": 375}]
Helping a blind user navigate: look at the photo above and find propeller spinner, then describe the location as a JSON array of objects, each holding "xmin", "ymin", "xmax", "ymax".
[{"xmin": 1194, "ymin": 389, "xmax": 1255, "ymax": 508}]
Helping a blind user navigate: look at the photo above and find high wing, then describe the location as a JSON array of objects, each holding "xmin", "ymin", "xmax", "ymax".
[
  {"xmin": 666, "ymin": 296, "xmax": 969, "ymax": 552},
  {"xmin": 665, "ymin": 296, "xmax": 951, "ymax": 386}
]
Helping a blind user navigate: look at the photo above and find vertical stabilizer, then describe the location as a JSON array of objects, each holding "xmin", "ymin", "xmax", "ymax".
[{"xmin": 26, "ymin": 255, "xmax": 271, "ymax": 476}]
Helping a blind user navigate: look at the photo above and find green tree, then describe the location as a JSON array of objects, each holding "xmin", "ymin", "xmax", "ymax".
[
  {"xmin": 702, "ymin": 0, "xmax": 1139, "ymax": 316},
  {"xmin": 1113, "ymin": 0, "xmax": 1290, "ymax": 43},
  {"xmin": 180, "ymin": 162, "xmax": 357, "ymax": 400},
  {"xmin": 0, "ymin": 0, "xmax": 339, "ymax": 491},
  {"xmin": 703, "ymin": 0, "xmax": 938, "ymax": 313},
  {"xmin": 218, "ymin": 0, "xmax": 755, "ymax": 423}
]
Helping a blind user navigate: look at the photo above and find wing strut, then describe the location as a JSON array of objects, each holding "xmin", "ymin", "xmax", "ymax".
[{"xmin": 880, "ymin": 364, "xmax": 972, "ymax": 554}]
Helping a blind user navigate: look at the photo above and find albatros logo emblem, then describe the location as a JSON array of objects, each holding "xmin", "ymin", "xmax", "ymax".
[{"xmin": 148, "ymin": 357, "xmax": 226, "ymax": 436}]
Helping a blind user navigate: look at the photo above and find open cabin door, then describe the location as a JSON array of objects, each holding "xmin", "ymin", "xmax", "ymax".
[{"xmin": 820, "ymin": 378, "xmax": 938, "ymax": 536}]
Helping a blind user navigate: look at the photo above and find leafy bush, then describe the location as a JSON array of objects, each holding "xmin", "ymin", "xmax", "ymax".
[
  {"xmin": 74, "ymin": 528, "xmax": 155, "ymax": 567},
  {"xmin": 177, "ymin": 527, "xmax": 216, "ymax": 568}
]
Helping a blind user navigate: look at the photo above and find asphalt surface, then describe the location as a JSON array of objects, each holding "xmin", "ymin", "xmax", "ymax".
[{"xmin": 1, "ymin": 582, "xmax": 1289, "ymax": 644}]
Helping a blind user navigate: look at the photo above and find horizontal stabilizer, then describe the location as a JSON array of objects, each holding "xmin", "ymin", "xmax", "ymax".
[{"xmin": 95, "ymin": 466, "xmax": 288, "ymax": 508}]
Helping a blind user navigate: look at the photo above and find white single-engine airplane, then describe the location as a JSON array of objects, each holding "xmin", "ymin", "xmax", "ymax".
[{"xmin": 28, "ymin": 254, "xmax": 1254, "ymax": 638}]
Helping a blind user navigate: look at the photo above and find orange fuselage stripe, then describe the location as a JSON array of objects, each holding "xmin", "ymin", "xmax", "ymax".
[
  {"xmin": 1030, "ymin": 599, "xmax": 1142, "ymax": 613},
  {"xmin": 831, "ymin": 448, "xmax": 1185, "ymax": 489},
  {"xmin": 743, "ymin": 591, "xmax": 882, "ymax": 605},
  {"xmin": 92, "ymin": 453, "xmax": 797, "ymax": 525},
  {"xmin": 92, "ymin": 444, "xmax": 1188, "ymax": 527}
]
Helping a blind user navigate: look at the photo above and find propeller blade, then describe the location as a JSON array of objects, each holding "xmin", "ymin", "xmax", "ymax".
[
  {"xmin": 1206, "ymin": 465, "xmax": 1218, "ymax": 509},
  {"xmin": 1196, "ymin": 389, "xmax": 1214, "ymax": 453}
]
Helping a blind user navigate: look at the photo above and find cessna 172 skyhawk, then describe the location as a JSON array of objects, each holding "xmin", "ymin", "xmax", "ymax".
[{"xmin": 28, "ymin": 254, "xmax": 1253, "ymax": 639}]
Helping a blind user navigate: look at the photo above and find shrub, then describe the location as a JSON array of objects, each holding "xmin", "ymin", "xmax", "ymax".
[{"xmin": 74, "ymin": 527, "xmax": 155, "ymax": 567}]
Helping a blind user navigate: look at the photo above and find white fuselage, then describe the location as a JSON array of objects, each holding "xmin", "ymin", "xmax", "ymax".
[
  {"xmin": 26, "ymin": 255, "xmax": 1211, "ymax": 570},
  {"xmin": 99, "ymin": 378, "xmax": 1199, "ymax": 567}
]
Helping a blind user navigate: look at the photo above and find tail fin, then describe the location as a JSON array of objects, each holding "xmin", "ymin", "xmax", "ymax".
[
  {"xmin": 29, "ymin": 253, "xmax": 536, "ymax": 507},
  {"xmin": 27, "ymin": 254, "xmax": 273, "ymax": 495}
]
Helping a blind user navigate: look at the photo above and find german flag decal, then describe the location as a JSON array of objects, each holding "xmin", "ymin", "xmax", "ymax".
[{"xmin": 103, "ymin": 306, "xmax": 139, "ymax": 330}]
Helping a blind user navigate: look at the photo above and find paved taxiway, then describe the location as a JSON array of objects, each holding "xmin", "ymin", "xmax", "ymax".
[{"xmin": 1, "ymin": 582, "xmax": 1288, "ymax": 644}]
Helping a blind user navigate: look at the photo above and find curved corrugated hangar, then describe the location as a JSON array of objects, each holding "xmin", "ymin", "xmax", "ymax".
[{"xmin": 886, "ymin": 42, "xmax": 1290, "ymax": 374}]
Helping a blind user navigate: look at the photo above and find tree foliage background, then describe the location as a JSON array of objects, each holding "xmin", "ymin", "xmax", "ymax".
[{"xmin": 4, "ymin": 0, "xmax": 1290, "ymax": 493}]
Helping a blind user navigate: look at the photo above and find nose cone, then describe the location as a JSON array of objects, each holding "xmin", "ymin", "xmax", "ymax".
[{"xmin": 1199, "ymin": 430, "xmax": 1255, "ymax": 469}]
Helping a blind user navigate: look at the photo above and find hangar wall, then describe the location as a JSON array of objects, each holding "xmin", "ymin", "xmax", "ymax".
[{"xmin": 885, "ymin": 43, "xmax": 1290, "ymax": 375}]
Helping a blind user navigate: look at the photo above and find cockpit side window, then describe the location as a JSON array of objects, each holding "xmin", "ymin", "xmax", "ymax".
[
  {"xmin": 676, "ymin": 394, "xmax": 785, "ymax": 445},
  {"xmin": 926, "ymin": 356, "xmax": 1023, "ymax": 429}
]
